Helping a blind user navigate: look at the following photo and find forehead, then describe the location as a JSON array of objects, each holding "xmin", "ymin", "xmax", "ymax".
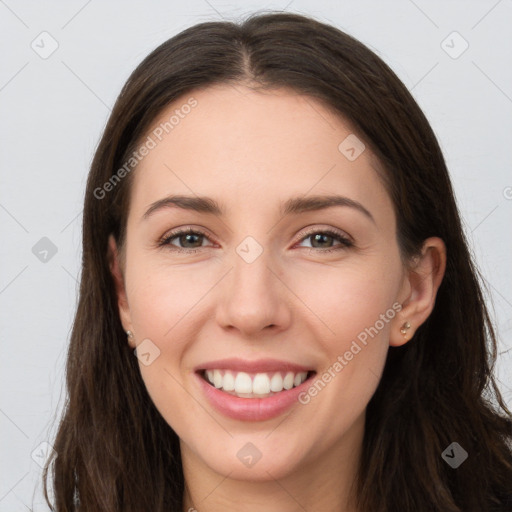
[{"xmin": 129, "ymin": 84, "xmax": 392, "ymax": 220}]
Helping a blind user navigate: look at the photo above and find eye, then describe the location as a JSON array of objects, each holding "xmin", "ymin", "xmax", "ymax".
[
  {"xmin": 157, "ymin": 228, "xmax": 213, "ymax": 253},
  {"xmin": 295, "ymin": 228, "xmax": 353, "ymax": 253},
  {"xmin": 157, "ymin": 226, "xmax": 354, "ymax": 254}
]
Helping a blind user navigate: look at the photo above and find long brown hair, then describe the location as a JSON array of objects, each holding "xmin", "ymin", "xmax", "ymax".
[{"xmin": 43, "ymin": 11, "xmax": 512, "ymax": 511}]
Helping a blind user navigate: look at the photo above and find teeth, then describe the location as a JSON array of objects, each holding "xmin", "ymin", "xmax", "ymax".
[
  {"xmin": 283, "ymin": 372, "xmax": 295, "ymax": 390},
  {"xmin": 270, "ymin": 373, "xmax": 283, "ymax": 392},
  {"xmin": 252, "ymin": 373, "xmax": 270, "ymax": 394},
  {"xmin": 203, "ymin": 369, "xmax": 309, "ymax": 397},
  {"xmin": 234, "ymin": 372, "xmax": 252, "ymax": 393},
  {"xmin": 213, "ymin": 369, "xmax": 223, "ymax": 389},
  {"xmin": 223, "ymin": 371, "xmax": 235, "ymax": 391}
]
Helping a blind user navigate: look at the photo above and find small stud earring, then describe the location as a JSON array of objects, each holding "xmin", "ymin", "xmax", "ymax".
[
  {"xmin": 400, "ymin": 321, "xmax": 411, "ymax": 336},
  {"xmin": 126, "ymin": 330, "xmax": 134, "ymax": 341}
]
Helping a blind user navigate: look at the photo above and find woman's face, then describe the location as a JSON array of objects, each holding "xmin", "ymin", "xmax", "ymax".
[{"xmin": 110, "ymin": 84, "xmax": 411, "ymax": 482}]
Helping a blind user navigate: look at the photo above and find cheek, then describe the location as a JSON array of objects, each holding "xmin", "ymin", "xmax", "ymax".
[
  {"xmin": 124, "ymin": 258, "xmax": 223, "ymax": 417},
  {"xmin": 291, "ymin": 259, "xmax": 400, "ymax": 407},
  {"xmin": 292, "ymin": 260, "xmax": 401, "ymax": 346},
  {"xmin": 124, "ymin": 262, "xmax": 202, "ymax": 428},
  {"xmin": 126, "ymin": 257, "xmax": 214, "ymax": 341}
]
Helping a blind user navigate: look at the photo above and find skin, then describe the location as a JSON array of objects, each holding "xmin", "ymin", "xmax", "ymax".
[{"xmin": 108, "ymin": 83, "xmax": 446, "ymax": 512}]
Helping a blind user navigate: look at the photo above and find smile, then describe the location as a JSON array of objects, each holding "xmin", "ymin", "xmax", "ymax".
[
  {"xmin": 194, "ymin": 358, "xmax": 317, "ymax": 421},
  {"xmin": 201, "ymin": 369, "xmax": 313, "ymax": 398}
]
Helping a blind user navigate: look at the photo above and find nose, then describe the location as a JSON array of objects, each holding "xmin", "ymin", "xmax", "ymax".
[{"xmin": 215, "ymin": 248, "xmax": 292, "ymax": 338}]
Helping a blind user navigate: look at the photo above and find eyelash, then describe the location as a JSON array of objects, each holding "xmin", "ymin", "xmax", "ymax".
[{"xmin": 157, "ymin": 227, "xmax": 354, "ymax": 254}]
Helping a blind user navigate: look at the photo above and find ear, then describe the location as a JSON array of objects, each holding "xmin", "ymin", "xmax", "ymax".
[
  {"xmin": 107, "ymin": 234, "xmax": 136, "ymax": 348},
  {"xmin": 390, "ymin": 237, "xmax": 446, "ymax": 347}
]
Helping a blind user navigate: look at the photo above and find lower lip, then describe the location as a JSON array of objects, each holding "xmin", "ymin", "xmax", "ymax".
[{"xmin": 195, "ymin": 371, "xmax": 315, "ymax": 422}]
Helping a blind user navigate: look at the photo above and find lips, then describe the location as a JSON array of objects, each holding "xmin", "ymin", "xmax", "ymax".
[
  {"xmin": 195, "ymin": 357, "xmax": 313, "ymax": 374},
  {"xmin": 194, "ymin": 358, "xmax": 316, "ymax": 421}
]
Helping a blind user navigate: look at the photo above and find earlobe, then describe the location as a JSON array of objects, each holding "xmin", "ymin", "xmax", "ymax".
[
  {"xmin": 389, "ymin": 317, "xmax": 414, "ymax": 347},
  {"xmin": 389, "ymin": 237, "xmax": 446, "ymax": 347},
  {"xmin": 107, "ymin": 235, "xmax": 135, "ymax": 347}
]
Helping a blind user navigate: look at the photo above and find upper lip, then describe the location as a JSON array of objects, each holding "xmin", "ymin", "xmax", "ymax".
[{"xmin": 195, "ymin": 358, "xmax": 315, "ymax": 374}]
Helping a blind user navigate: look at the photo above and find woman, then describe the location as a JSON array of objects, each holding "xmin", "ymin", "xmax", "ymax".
[{"xmin": 43, "ymin": 12, "xmax": 512, "ymax": 512}]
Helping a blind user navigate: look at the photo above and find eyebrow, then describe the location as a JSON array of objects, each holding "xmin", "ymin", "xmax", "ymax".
[{"xmin": 142, "ymin": 194, "xmax": 375, "ymax": 224}]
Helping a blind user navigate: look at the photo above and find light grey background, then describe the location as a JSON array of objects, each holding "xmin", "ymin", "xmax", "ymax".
[{"xmin": 1, "ymin": 0, "xmax": 511, "ymax": 509}]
